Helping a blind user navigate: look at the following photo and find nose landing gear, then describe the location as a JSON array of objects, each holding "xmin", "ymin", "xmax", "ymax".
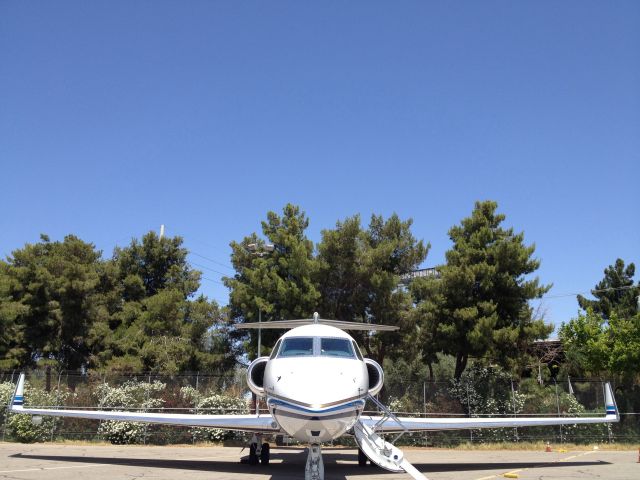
[
  {"xmin": 358, "ymin": 447, "xmax": 368, "ymax": 466},
  {"xmin": 305, "ymin": 443, "xmax": 324, "ymax": 480},
  {"xmin": 260, "ymin": 442, "xmax": 270, "ymax": 465},
  {"xmin": 244, "ymin": 433, "xmax": 270, "ymax": 466}
]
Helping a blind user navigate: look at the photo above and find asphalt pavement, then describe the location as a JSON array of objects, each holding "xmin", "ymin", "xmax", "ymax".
[{"xmin": 0, "ymin": 443, "xmax": 637, "ymax": 480}]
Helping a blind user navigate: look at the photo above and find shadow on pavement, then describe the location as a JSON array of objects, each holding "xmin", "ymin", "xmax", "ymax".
[{"xmin": 10, "ymin": 450, "xmax": 610, "ymax": 480}]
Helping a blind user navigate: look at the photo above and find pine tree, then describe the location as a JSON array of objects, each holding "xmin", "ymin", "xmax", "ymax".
[
  {"xmin": 224, "ymin": 204, "xmax": 320, "ymax": 358},
  {"xmin": 431, "ymin": 201, "xmax": 552, "ymax": 378},
  {"xmin": 577, "ymin": 259, "xmax": 639, "ymax": 320}
]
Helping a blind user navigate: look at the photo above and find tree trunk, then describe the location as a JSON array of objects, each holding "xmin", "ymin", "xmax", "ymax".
[
  {"xmin": 46, "ymin": 365, "xmax": 51, "ymax": 392},
  {"xmin": 454, "ymin": 352, "xmax": 468, "ymax": 380}
]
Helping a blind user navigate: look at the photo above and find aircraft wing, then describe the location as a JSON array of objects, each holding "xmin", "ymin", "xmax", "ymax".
[
  {"xmin": 361, "ymin": 382, "xmax": 619, "ymax": 433},
  {"xmin": 9, "ymin": 374, "xmax": 279, "ymax": 434}
]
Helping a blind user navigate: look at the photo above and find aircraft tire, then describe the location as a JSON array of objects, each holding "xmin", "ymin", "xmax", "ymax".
[
  {"xmin": 358, "ymin": 448, "xmax": 367, "ymax": 467},
  {"xmin": 249, "ymin": 443, "xmax": 259, "ymax": 465},
  {"xmin": 260, "ymin": 442, "xmax": 270, "ymax": 465}
]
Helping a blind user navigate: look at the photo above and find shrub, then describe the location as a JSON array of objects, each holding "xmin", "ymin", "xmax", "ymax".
[
  {"xmin": 180, "ymin": 385, "xmax": 248, "ymax": 442},
  {"xmin": 95, "ymin": 379, "xmax": 166, "ymax": 445},
  {"xmin": 2, "ymin": 381, "xmax": 69, "ymax": 443}
]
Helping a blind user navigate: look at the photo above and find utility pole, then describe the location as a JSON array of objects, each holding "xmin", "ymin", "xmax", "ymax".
[
  {"xmin": 258, "ymin": 309, "xmax": 262, "ymax": 357},
  {"xmin": 245, "ymin": 242, "xmax": 274, "ymax": 358},
  {"xmin": 159, "ymin": 224, "xmax": 165, "ymax": 239}
]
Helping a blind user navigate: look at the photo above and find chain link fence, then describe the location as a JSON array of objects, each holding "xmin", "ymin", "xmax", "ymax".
[{"xmin": 1, "ymin": 370, "xmax": 638, "ymax": 446}]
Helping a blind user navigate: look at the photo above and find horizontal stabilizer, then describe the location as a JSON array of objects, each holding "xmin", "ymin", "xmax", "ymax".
[{"xmin": 236, "ymin": 318, "xmax": 398, "ymax": 331}]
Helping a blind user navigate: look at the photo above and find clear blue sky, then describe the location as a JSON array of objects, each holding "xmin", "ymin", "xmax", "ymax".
[{"xmin": 1, "ymin": 1, "xmax": 638, "ymax": 330}]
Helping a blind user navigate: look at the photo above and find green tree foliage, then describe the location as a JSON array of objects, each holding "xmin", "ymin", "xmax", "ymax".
[
  {"xmin": 224, "ymin": 204, "xmax": 321, "ymax": 357},
  {"xmin": 577, "ymin": 259, "xmax": 639, "ymax": 320},
  {"xmin": 316, "ymin": 214, "xmax": 429, "ymax": 365},
  {"xmin": 0, "ymin": 271, "xmax": 28, "ymax": 369},
  {"xmin": 0, "ymin": 235, "xmax": 107, "ymax": 370},
  {"xmin": 560, "ymin": 308, "xmax": 640, "ymax": 381},
  {"xmin": 113, "ymin": 232, "xmax": 200, "ymax": 299},
  {"xmin": 91, "ymin": 233, "xmax": 232, "ymax": 374},
  {"xmin": 315, "ymin": 215, "xmax": 365, "ymax": 322},
  {"xmin": 562, "ymin": 259, "xmax": 640, "ymax": 381},
  {"xmin": 0, "ymin": 232, "xmax": 233, "ymax": 374},
  {"xmin": 421, "ymin": 201, "xmax": 552, "ymax": 379},
  {"xmin": 408, "ymin": 275, "xmax": 443, "ymax": 381}
]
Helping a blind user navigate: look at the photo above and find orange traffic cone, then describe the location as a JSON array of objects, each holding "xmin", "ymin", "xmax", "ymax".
[{"xmin": 545, "ymin": 442, "xmax": 552, "ymax": 453}]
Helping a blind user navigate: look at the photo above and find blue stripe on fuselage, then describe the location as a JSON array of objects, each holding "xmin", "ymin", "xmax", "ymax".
[{"xmin": 268, "ymin": 397, "xmax": 365, "ymax": 415}]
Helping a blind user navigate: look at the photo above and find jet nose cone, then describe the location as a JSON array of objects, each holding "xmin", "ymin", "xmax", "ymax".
[{"xmin": 269, "ymin": 358, "xmax": 366, "ymax": 408}]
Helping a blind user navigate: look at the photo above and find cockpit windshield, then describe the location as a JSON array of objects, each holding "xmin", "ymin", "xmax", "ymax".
[
  {"xmin": 320, "ymin": 338, "xmax": 355, "ymax": 358},
  {"xmin": 275, "ymin": 336, "xmax": 357, "ymax": 359},
  {"xmin": 278, "ymin": 337, "xmax": 314, "ymax": 357}
]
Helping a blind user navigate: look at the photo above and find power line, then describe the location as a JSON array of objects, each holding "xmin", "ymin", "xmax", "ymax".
[
  {"xmin": 190, "ymin": 261, "xmax": 230, "ymax": 277},
  {"xmin": 201, "ymin": 276, "xmax": 226, "ymax": 286},
  {"xmin": 188, "ymin": 251, "xmax": 234, "ymax": 271},
  {"xmin": 541, "ymin": 285, "xmax": 637, "ymax": 300},
  {"xmin": 166, "ymin": 227, "xmax": 234, "ymax": 270},
  {"xmin": 158, "ymin": 224, "xmax": 235, "ymax": 270}
]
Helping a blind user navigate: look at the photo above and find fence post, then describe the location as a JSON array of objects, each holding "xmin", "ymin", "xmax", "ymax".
[
  {"xmin": 97, "ymin": 372, "xmax": 106, "ymax": 440},
  {"xmin": 511, "ymin": 378, "xmax": 520, "ymax": 442},
  {"xmin": 50, "ymin": 370, "xmax": 62, "ymax": 442},
  {"xmin": 554, "ymin": 379, "xmax": 563, "ymax": 444},
  {"xmin": 1, "ymin": 370, "xmax": 16, "ymax": 442},
  {"xmin": 466, "ymin": 381, "xmax": 473, "ymax": 444},
  {"xmin": 144, "ymin": 373, "xmax": 151, "ymax": 445},
  {"xmin": 423, "ymin": 381, "xmax": 428, "ymax": 447},
  {"xmin": 193, "ymin": 372, "xmax": 200, "ymax": 445},
  {"xmin": 423, "ymin": 381, "xmax": 426, "ymax": 415}
]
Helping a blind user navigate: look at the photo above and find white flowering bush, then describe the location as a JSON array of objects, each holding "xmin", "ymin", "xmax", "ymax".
[
  {"xmin": 540, "ymin": 389, "xmax": 607, "ymax": 442},
  {"xmin": 180, "ymin": 385, "xmax": 248, "ymax": 442},
  {"xmin": 0, "ymin": 380, "xmax": 69, "ymax": 443},
  {"xmin": 0, "ymin": 381, "xmax": 14, "ymax": 424},
  {"xmin": 98, "ymin": 420, "xmax": 147, "ymax": 445},
  {"xmin": 449, "ymin": 365, "xmax": 526, "ymax": 443},
  {"xmin": 387, "ymin": 397, "xmax": 405, "ymax": 413},
  {"xmin": 95, "ymin": 379, "xmax": 166, "ymax": 445}
]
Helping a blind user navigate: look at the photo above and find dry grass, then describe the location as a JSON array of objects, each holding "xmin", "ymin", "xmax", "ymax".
[
  {"xmin": 1, "ymin": 439, "xmax": 637, "ymax": 451},
  {"xmin": 429, "ymin": 441, "xmax": 638, "ymax": 451}
]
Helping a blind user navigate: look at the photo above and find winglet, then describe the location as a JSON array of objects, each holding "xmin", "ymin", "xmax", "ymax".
[
  {"xmin": 604, "ymin": 382, "xmax": 619, "ymax": 420},
  {"xmin": 9, "ymin": 373, "xmax": 25, "ymax": 411}
]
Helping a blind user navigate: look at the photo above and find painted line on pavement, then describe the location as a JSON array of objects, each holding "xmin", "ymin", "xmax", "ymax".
[
  {"xmin": 0, "ymin": 463, "xmax": 108, "ymax": 474},
  {"xmin": 473, "ymin": 450, "xmax": 596, "ymax": 480}
]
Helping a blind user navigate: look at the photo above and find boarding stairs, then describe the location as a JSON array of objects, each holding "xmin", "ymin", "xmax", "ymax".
[{"xmin": 352, "ymin": 395, "xmax": 428, "ymax": 480}]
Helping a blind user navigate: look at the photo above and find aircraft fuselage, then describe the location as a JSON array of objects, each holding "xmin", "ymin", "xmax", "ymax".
[{"xmin": 248, "ymin": 324, "xmax": 377, "ymax": 443}]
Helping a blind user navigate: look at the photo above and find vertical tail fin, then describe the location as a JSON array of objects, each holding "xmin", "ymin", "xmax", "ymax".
[{"xmin": 9, "ymin": 373, "xmax": 25, "ymax": 411}]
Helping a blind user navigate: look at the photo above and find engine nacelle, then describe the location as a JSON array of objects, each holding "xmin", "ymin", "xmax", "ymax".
[
  {"xmin": 364, "ymin": 358, "xmax": 384, "ymax": 396},
  {"xmin": 247, "ymin": 357, "xmax": 269, "ymax": 397}
]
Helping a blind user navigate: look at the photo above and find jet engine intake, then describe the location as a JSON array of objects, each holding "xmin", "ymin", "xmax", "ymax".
[
  {"xmin": 364, "ymin": 359, "xmax": 384, "ymax": 396},
  {"xmin": 247, "ymin": 357, "xmax": 269, "ymax": 396}
]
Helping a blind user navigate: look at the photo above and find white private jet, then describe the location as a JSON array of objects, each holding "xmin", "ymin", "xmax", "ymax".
[{"xmin": 9, "ymin": 313, "xmax": 620, "ymax": 480}]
